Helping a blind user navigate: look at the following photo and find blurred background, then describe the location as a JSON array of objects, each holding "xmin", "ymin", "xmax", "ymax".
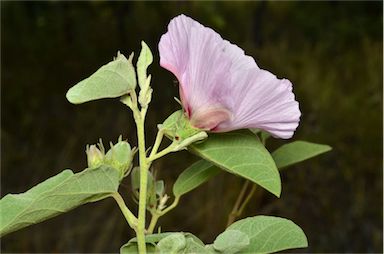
[{"xmin": 1, "ymin": 1, "xmax": 382, "ymax": 253}]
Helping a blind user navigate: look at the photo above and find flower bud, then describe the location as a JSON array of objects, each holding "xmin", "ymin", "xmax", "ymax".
[
  {"xmin": 105, "ymin": 139, "xmax": 132, "ymax": 177},
  {"xmin": 86, "ymin": 145, "xmax": 104, "ymax": 168}
]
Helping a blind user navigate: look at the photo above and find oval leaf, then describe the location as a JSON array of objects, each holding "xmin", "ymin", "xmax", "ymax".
[
  {"xmin": 227, "ymin": 216, "xmax": 308, "ymax": 253},
  {"xmin": 0, "ymin": 165, "xmax": 120, "ymax": 236},
  {"xmin": 66, "ymin": 52, "xmax": 136, "ymax": 104},
  {"xmin": 189, "ymin": 130, "xmax": 281, "ymax": 197},
  {"xmin": 173, "ymin": 160, "xmax": 220, "ymax": 197},
  {"xmin": 213, "ymin": 229, "xmax": 250, "ymax": 254},
  {"xmin": 272, "ymin": 141, "xmax": 332, "ymax": 169}
]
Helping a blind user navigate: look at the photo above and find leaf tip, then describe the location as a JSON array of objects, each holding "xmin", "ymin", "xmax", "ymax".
[{"xmin": 66, "ymin": 86, "xmax": 80, "ymax": 104}]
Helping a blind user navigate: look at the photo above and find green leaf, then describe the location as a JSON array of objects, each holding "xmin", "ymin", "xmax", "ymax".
[
  {"xmin": 121, "ymin": 232, "xmax": 207, "ymax": 254},
  {"xmin": 272, "ymin": 141, "xmax": 332, "ymax": 169},
  {"xmin": 173, "ymin": 160, "xmax": 220, "ymax": 197},
  {"xmin": 66, "ymin": 52, "xmax": 136, "ymax": 104},
  {"xmin": 137, "ymin": 41, "xmax": 153, "ymax": 89},
  {"xmin": 0, "ymin": 165, "xmax": 120, "ymax": 236},
  {"xmin": 189, "ymin": 130, "xmax": 281, "ymax": 197},
  {"xmin": 226, "ymin": 216, "xmax": 308, "ymax": 253},
  {"xmin": 120, "ymin": 243, "xmax": 156, "ymax": 254},
  {"xmin": 157, "ymin": 233, "xmax": 186, "ymax": 254},
  {"xmin": 183, "ymin": 237, "xmax": 208, "ymax": 254},
  {"xmin": 213, "ymin": 229, "xmax": 249, "ymax": 254}
]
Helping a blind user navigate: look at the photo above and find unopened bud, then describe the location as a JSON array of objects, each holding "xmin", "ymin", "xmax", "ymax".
[
  {"xmin": 86, "ymin": 145, "xmax": 104, "ymax": 168},
  {"xmin": 105, "ymin": 138, "xmax": 132, "ymax": 177},
  {"xmin": 158, "ymin": 194, "xmax": 169, "ymax": 211}
]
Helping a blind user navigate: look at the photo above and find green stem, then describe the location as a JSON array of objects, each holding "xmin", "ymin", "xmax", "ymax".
[
  {"xmin": 136, "ymin": 113, "xmax": 149, "ymax": 254},
  {"xmin": 238, "ymin": 184, "xmax": 257, "ymax": 215},
  {"xmin": 227, "ymin": 180, "xmax": 249, "ymax": 227},
  {"xmin": 147, "ymin": 213, "xmax": 160, "ymax": 234},
  {"xmin": 112, "ymin": 192, "xmax": 138, "ymax": 230},
  {"xmin": 149, "ymin": 129, "xmax": 164, "ymax": 159},
  {"xmin": 148, "ymin": 141, "xmax": 178, "ymax": 162},
  {"xmin": 147, "ymin": 196, "xmax": 180, "ymax": 234},
  {"xmin": 159, "ymin": 196, "xmax": 180, "ymax": 216}
]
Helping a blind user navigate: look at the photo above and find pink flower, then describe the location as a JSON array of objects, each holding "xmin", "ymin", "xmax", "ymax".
[{"xmin": 159, "ymin": 15, "xmax": 300, "ymax": 139}]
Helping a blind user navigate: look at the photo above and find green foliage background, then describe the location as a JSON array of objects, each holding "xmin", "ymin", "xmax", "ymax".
[{"xmin": 1, "ymin": 2, "xmax": 382, "ymax": 253}]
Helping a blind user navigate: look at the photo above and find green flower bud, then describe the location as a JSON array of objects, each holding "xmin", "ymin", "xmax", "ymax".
[
  {"xmin": 105, "ymin": 137, "xmax": 133, "ymax": 177},
  {"xmin": 86, "ymin": 145, "xmax": 104, "ymax": 168}
]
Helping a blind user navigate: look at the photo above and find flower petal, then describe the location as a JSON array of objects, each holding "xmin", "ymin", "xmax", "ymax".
[
  {"xmin": 159, "ymin": 15, "xmax": 201, "ymax": 79},
  {"xmin": 217, "ymin": 69, "xmax": 300, "ymax": 139},
  {"xmin": 159, "ymin": 15, "xmax": 258, "ymax": 115},
  {"xmin": 159, "ymin": 14, "xmax": 301, "ymax": 139}
]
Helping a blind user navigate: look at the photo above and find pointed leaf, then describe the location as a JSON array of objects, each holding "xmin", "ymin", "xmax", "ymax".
[
  {"xmin": 66, "ymin": 52, "xmax": 136, "ymax": 104},
  {"xmin": 227, "ymin": 216, "xmax": 308, "ymax": 253},
  {"xmin": 0, "ymin": 165, "xmax": 120, "ymax": 236},
  {"xmin": 272, "ymin": 141, "xmax": 332, "ymax": 169},
  {"xmin": 173, "ymin": 160, "xmax": 220, "ymax": 197},
  {"xmin": 189, "ymin": 130, "xmax": 281, "ymax": 197},
  {"xmin": 137, "ymin": 41, "xmax": 153, "ymax": 88}
]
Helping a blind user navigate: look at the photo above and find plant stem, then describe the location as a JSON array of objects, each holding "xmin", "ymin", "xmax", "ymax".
[
  {"xmin": 149, "ymin": 129, "xmax": 164, "ymax": 159},
  {"xmin": 147, "ymin": 213, "xmax": 160, "ymax": 234},
  {"xmin": 227, "ymin": 180, "xmax": 249, "ymax": 226},
  {"xmin": 147, "ymin": 196, "xmax": 180, "ymax": 234},
  {"xmin": 238, "ymin": 184, "xmax": 257, "ymax": 216},
  {"xmin": 136, "ymin": 112, "xmax": 149, "ymax": 254},
  {"xmin": 148, "ymin": 141, "xmax": 178, "ymax": 162},
  {"xmin": 112, "ymin": 192, "xmax": 138, "ymax": 229},
  {"xmin": 226, "ymin": 181, "xmax": 258, "ymax": 227},
  {"xmin": 159, "ymin": 196, "xmax": 180, "ymax": 216}
]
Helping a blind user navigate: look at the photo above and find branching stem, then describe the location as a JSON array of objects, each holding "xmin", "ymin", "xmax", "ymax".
[
  {"xmin": 148, "ymin": 141, "xmax": 178, "ymax": 162},
  {"xmin": 226, "ymin": 180, "xmax": 258, "ymax": 227},
  {"xmin": 147, "ymin": 196, "xmax": 180, "ymax": 234},
  {"xmin": 238, "ymin": 184, "xmax": 257, "ymax": 216},
  {"xmin": 227, "ymin": 180, "xmax": 249, "ymax": 226}
]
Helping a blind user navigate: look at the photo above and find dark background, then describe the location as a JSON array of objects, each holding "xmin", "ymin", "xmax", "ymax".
[{"xmin": 1, "ymin": 1, "xmax": 382, "ymax": 253}]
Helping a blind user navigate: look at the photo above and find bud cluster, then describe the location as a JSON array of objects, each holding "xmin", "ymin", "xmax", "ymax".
[{"xmin": 86, "ymin": 136, "xmax": 133, "ymax": 178}]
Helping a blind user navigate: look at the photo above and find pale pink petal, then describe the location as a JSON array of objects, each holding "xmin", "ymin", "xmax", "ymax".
[
  {"xmin": 217, "ymin": 70, "xmax": 300, "ymax": 138},
  {"xmin": 159, "ymin": 14, "xmax": 301, "ymax": 139},
  {"xmin": 159, "ymin": 14, "xmax": 201, "ymax": 79}
]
